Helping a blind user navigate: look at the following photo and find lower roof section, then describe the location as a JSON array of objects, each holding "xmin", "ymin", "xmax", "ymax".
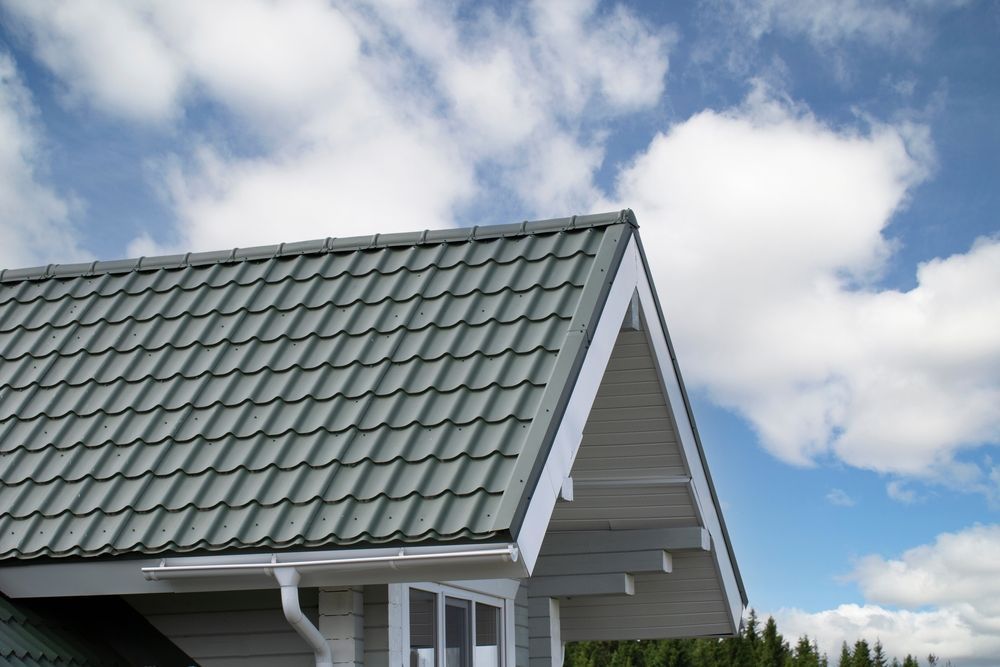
[{"xmin": 0, "ymin": 593, "xmax": 193, "ymax": 666}]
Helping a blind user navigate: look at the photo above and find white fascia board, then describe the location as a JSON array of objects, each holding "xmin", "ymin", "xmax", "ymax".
[
  {"xmin": 516, "ymin": 237, "xmax": 640, "ymax": 573},
  {"xmin": 0, "ymin": 542, "xmax": 523, "ymax": 598},
  {"xmin": 635, "ymin": 268, "xmax": 746, "ymax": 632}
]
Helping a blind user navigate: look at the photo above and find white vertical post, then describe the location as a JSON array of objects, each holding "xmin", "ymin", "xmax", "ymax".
[
  {"xmin": 505, "ymin": 599, "xmax": 517, "ymax": 667},
  {"xmin": 390, "ymin": 584, "xmax": 408, "ymax": 667},
  {"xmin": 527, "ymin": 597, "xmax": 561, "ymax": 667}
]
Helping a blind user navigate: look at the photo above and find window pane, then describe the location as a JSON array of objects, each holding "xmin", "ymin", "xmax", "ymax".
[
  {"xmin": 409, "ymin": 589, "xmax": 437, "ymax": 667},
  {"xmin": 474, "ymin": 603, "xmax": 501, "ymax": 667},
  {"xmin": 445, "ymin": 597, "xmax": 471, "ymax": 667}
]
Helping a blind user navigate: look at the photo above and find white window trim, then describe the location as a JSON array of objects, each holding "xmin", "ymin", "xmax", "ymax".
[{"xmin": 403, "ymin": 581, "xmax": 512, "ymax": 667}]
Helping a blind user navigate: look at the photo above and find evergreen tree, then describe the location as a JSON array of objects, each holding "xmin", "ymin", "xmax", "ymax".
[
  {"xmin": 758, "ymin": 616, "xmax": 790, "ymax": 667},
  {"xmin": 745, "ymin": 610, "xmax": 761, "ymax": 649},
  {"xmin": 731, "ymin": 609, "xmax": 760, "ymax": 667},
  {"xmin": 791, "ymin": 635, "xmax": 821, "ymax": 667},
  {"xmin": 853, "ymin": 640, "xmax": 874, "ymax": 667},
  {"xmin": 839, "ymin": 642, "xmax": 853, "ymax": 667},
  {"xmin": 872, "ymin": 640, "xmax": 887, "ymax": 667},
  {"xmin": 562, "ymin": 617, "xmax": 936, "ymax": 667}
]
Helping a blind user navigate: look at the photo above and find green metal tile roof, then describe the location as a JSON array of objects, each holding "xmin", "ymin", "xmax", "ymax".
[
  {"xmin": 0, "ymin": 211, "xmax": 636, "ymax": 560},
  {"xmin": 0, "ymin": 596, "xmax": 123, "ymax": 666}
]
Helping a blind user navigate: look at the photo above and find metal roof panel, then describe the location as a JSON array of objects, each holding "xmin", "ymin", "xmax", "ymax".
[{"xmin": 0, "ymin": 212, "xmax": 634, "ymax": 560}]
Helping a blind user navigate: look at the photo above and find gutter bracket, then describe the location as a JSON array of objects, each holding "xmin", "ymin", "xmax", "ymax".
[{"xmin": 273, "ymin": 567, "xmax": 333, "ymax": 667}]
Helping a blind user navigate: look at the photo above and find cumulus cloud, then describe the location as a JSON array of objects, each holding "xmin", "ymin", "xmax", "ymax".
[
  {"xmin": 0, "ymin": 53, "xmax": 84, "ymax": 270},
  {"xmin": 1, "ymin": 1, "xmax": 182, "ymax": 122},
  {"xmin": 5, "ymin": 0, "xmax": 672, "ymax": 252},
  {"xmin": 774, "ymin": 525, "xmax": 1000, "ymax": 665},
  {"xmin": 608, "ymin": 85, "xmax": 1000, "ymax": 482}
]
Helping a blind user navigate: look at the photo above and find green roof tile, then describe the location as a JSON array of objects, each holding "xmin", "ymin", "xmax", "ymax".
[{"xmin": 0, "ymin": 211, "xmax": 636, "ymax": 560}]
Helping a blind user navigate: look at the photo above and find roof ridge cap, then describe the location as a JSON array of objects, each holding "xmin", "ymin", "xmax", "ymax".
[{"xmin": 0, "ymin": 210, "xmax": 631, "ymax": 284}]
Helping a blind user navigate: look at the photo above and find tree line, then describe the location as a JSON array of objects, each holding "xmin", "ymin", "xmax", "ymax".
[{"xmin": 563, "ymin": 610, "xmax": 947, "ymax": 667}]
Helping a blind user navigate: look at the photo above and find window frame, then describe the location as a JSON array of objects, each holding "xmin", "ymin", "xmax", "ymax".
[{"xmin": 404, "ymin": 581, "xmax": 512, "ymax": 667}]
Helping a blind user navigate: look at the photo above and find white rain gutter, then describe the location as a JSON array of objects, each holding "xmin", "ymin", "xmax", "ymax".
[
  {"xmin": 138, "ymin": 544, "xmax": 520, "ymax": 667},
  {"xmin": 274, "ymin": 567, "xmax": 333, "ymax": 667},
  {"xmin": 140, "ymin": 545, "xmax": 519, "ymax": 578}
]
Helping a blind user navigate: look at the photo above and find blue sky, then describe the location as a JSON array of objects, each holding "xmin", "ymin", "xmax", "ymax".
[{"xmin": 1, "ymin": 1, "xmax": 998, "ymax": 663}]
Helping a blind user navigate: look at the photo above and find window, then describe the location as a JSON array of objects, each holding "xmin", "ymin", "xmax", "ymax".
[
  {"xmin": 474, "ymin": 602, "xmax": 501, "ymax": 667},
  {"xmin": 408, "ymin": 584, "xmax": 507, "ymax": 667},
  {"xmin": 409, "ymin": 589, "xmax": 437, "ymax": 667}
]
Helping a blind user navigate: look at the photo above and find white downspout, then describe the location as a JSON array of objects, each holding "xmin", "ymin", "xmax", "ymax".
[{"xmin": 273, "ymin": 568, "xmax": 333, "ymax": 667}]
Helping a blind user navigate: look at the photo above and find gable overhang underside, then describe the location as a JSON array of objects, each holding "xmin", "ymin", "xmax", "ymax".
[{"xmin": 514, "ymin": 236, "xmax": 747, "ymax": 638}]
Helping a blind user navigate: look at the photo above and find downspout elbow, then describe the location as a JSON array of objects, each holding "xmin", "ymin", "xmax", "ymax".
[{"xmin": 273, "ymin": 568, "xmax": 333, "ymax": 667}]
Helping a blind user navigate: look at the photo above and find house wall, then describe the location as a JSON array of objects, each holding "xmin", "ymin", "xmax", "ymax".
[
  {"xmin": 514, "ymin": 581, "xmax": 529, "ymax": 667},
  {"xmin": 127, "ymin": 588, "xmax": 320, "ymax": 667}
]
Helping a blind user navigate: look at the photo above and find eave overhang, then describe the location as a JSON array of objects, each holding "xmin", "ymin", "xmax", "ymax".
[{"xmin": 0, "ymin": 542, "xmax": 526, "ymax": 597}]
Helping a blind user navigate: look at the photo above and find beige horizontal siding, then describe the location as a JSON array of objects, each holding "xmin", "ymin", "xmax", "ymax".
[
  {"xmin": 550, "ymin": 328, "xmax": 695, "ymax": 531},
  {"xmin": 559, "ymin": 553, "xmax": 731, "ymax": 641}
]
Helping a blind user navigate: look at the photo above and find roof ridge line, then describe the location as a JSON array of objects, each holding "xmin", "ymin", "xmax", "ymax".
[{"xmin": 0, "ymin": 210, "xmax": 633, "ymax": 284}]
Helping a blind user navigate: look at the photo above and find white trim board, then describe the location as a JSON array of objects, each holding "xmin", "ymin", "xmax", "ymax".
[{"xmin": 634, "ymin": 268, "xmax": 745, "ymax": 632}]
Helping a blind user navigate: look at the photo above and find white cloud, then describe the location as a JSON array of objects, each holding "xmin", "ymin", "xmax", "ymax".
[
  {"xmin": 726, "ymin": 0, "xmax": 919, "ymax": 49},
  {"xmin": 853, "ymin": 524, "xmax": 1000, "ymax": 610},
  {"xmin": 6, "ymin": 0, "xmax": 673, "ymax": 252},
  {"xmin": 0, "ymin": 53, "xmax": 84, "ymax": 270},
  {"xmin": 715, "ymin": 0, "xmax": 972, "ymax": 53},
  {"xmin": 136, "ymin": 124, "xmax": 474, "ymax": 254},
  {"xmin": 608, "ymin": 85, "xmax": 1000, "ymax": 482},
  {"xmin": 825, "ymin": 488, "xmax": 856, "ymax": 507},
  {"xmin": 2, "ymin": 0, "xmax": 182, "ymax": 122},
  {"xmin": 152, "ymin": 0, "xmax": 362, "ymax": 128},
  {"xmin": 698, "ymin": 0, "xmax": 973, "ymax": 83},
  {"xmin": 510, "ymin": 133, "xmax": 604, "ymax": 214},
  {"xmin": 886, "ymin": 480, "xmax": 918, "ymax": 504},
  {"xmin": 774, "ymin": 525, "xmax": 1000, "ymax": 665}
]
